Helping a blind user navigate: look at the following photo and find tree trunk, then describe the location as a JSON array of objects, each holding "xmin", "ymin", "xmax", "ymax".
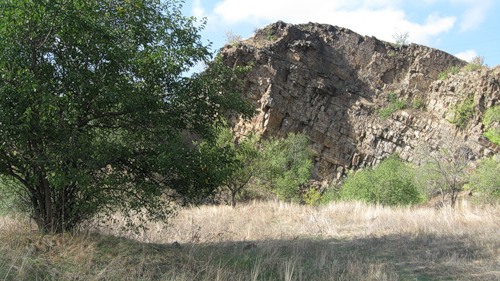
[
  {"xmin": 231, "ymin": 189, "xmax": 237, "ymax": 208},
  {"xmin": 451, "ymin": 189, "xmax": 458, "ymax": 208},
  {"xmin": 31, "ymin": 180, "xmax": 73, "ymax": 233}
]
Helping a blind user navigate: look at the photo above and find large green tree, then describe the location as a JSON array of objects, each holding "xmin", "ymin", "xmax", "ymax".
[{"xmin": 0, "ymin": 0, "xmax": 251, "ymax": 233}]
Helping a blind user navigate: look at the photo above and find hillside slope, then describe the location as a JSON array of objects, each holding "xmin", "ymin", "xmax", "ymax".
[{"xmin": 221, "ymin": 21, "xmax": 499, "ymax": 180}]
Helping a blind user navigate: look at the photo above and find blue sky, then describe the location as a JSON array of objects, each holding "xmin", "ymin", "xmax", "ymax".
[{"xmin": 182, "ymin": 0, "xmax": 500, "ymax": 67}]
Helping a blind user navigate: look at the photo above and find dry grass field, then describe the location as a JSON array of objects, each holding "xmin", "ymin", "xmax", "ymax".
[{"xmin": 1, "ymin": 201, "xmax": 499, "ymax": 280}]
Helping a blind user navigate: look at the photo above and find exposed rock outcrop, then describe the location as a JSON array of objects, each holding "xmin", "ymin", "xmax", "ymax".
[{"xmin": 221, "ymin": 21, "xmax": 499, "ymax": 180}]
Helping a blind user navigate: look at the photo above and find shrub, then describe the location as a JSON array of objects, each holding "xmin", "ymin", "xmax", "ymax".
[
  {"xmin": 469, "ymin": 156, "xmax": 500, "ymax": 203},
  {"xmin": 259, "ymin": 133, "xmax": 313, "ymax": 202},
  {"xmin": 211, "ymin": 131, "xmax": 313, "ymax": 206},
  {"xmin": 483, "ymin": 105, "xmax": 500, "ymax": 126},
  {"xmin": 415, "ymin": 143, "xmax": 474, "ymax": 208},
  {"xmin": 303, "ymin": 188, "xmax": 322, "ymax": 206},
  {"xmin": 392, "ymin": 31, "xmax": 409, "ymax": 47},
  {"xmin": 339, "ymin": 155, "xmax": 424, "ymax": 206},
  {"xmin": 462, "ymin": 56, "xmax": 486, "ymax": 72},
  {"xmin": 450, "ymin": 96, "xmax": 475, "ymax": 129},
  {"xmin": 225, "ymin": 31, "xmax": 243, "ymax": 46},
  {"xmin": 207, "ymin": 127, "xmax": 261, "ymax": 207},
  {"xmin": 320, "ymin": 187, "xmax": 340, "ymax": 204},
  {"xmin": 482, "ymin": 106, "xmax": 500, "ymax": 145}
]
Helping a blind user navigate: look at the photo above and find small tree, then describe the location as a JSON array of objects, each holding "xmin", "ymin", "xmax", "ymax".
[
  {"xmin": 259, "ymin": 133, "xmax": 313, "ymax": 202},
  {"xmin": 393, "ymin": 31, "xmax": 410, "ymax": 47},
  {"xmin": 416, "ymin": 143, "xmax": 474, "ymax": 208},
  {"xmin": 225, "ymin": 31, "xmax": 243, "ymax": 46},
  {"xmin": 212, "ymin": 131, "xmax": 313, "ymax": 206},
  {"xmin": 207, "ymin": 127, "xmax": 260, "ymax": 207}
]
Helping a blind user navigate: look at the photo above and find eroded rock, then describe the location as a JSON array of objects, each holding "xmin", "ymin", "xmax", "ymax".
[{"xmin": 222, "ymin": 21, "xmax": 499, "ymax": 180}]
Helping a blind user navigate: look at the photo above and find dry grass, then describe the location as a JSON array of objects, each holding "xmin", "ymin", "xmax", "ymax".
[{"xmin": 1, "ymin": 201, "xmax": 499, "ymax": 280}]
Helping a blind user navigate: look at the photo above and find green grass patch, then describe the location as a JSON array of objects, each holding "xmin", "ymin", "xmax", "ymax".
[
  {"xmin": 379, "ymin": 93, "xmax": 407, "ymax": 119},
  {"xmin": 483, "ymin": 128, "xmax": 500, "ymax": 145},
  {"xmin": 438, "ymin": 66, "xmax": 460, "ymax": 80},
  {"xmin": 483, "ymin": 105, "xmax": 500, "ymax": 127}
]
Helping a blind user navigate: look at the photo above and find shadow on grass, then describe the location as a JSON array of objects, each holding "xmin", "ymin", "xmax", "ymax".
[
  {"xmin": 1, "ymin": 228, "xmax": 498, "ymax": 281},
  {"xmin": 82, "ymin": 231, "xmax": 499, "ymax": 281}
]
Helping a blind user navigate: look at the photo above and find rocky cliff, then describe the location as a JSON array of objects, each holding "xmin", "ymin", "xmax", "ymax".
[{"xmin": 221, "ymin": 21, "xmax": 499, "ymax": 180}]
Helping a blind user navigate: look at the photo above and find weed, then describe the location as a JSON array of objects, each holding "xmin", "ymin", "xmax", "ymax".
[
  {"xmin": 379, "ymin": 107, "xmax": 395, "ymax": 118},
  {"xmin": 392, "ymin": 31, "xmax": 409, "ymax": 47}
]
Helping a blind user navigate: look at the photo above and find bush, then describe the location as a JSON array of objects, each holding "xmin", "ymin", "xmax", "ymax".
[
  {"xmin": 469, "ymin": 156, "xmax": 499, "ymax": 203},
  {"xmin": 392, "ymin": 31, "xmax": 409, "ymax": 47},
  {"xmin": 450, "ymin": 96, "xmax": 475, "ymax": 129},
  {"xmin": 259, "ymin": 133, "xmax": 313, "ymax": 202},
  {"xmin": 462, "ymin": 56, "xmax": 486, "ymax": 72},
  {"xmin": 225, "ymin": 31, "xmax": 243, "ymax": 46},
  {"xmin": 482, "ymin": 106, "xmax": 500, "ymax": 145},
  {"xmin": 303, "ymin": 188, "xmax": 322, "ymax": 206},
  {"xmin": 339, "ymin": 155, "xmax": 424, "ymax": 206}
]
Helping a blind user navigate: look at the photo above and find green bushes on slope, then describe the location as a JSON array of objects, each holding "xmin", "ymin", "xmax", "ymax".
[
  {"xmin": 339, "ymin": 155, "xmax": 424, "ymax": 206},
  {"xmin": 482, "ymin": 105, "xmax": 500, "ymax": 145}
]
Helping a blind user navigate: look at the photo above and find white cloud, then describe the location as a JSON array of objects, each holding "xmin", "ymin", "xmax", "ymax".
[
  {"xmin": 451, "ymin": 0, "xmax": 493, "ymax": 31},
  {"xmin": 455, "ymin": 49, "xmax": 477, "ymax": 61},
  {"xmin": 460, "ymin": 3, "xmax": 491, "ymax": 31},
  {"xmin": 192, "ymin": 0, "xmax": 207, "ymax": 19},
  {"xmin": 209, "ymin": 0, "xmax": 456, "ymax": 45}
]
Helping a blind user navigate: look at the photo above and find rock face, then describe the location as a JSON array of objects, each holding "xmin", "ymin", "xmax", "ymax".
[{"xmin": 221, "ymin": 21, "xmax": 499, "ymax": 180}]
